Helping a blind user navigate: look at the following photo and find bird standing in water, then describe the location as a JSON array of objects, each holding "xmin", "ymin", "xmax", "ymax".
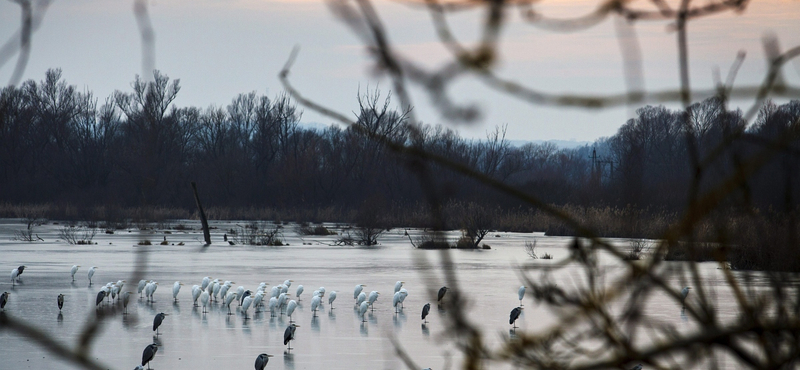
[
  {"xmin": 421, "ymin": 303, "xmax": 430, "ymax": 323},
  {"xmin": 681, "ymin": 287, "xmax": 691, "ymax": 308},
  {"xmin": 518, "ymin": 286, "xmax": 526, "ymax": 306},
  {"xmin": 70, "ymin": 265, "xmax": 80, "ymax": 281},
  {"xmin": 153, "ymin": 312, "xmax": 167, "ymax": 335},
  {"xmin": 284, "ymin": 323, "xmax": 300, "ymax": 350},
  {"xmin": 141, "ymin": 343, "xmax": 158, "ymax": 369},
  {"xmin": 0, "ymin": 292, "xmax": 9, "ymax": 311},
  {"xmin": 255, "ymin": 353, "xmax": 274, "ymax": 370},
  {"xmin": 57, "ymin": 294, "xmax": 64, "ymax": 311},
  {"xmin": 509, "ymin": 306, "xmax": 522, "ymax": 329},
  {"xmin": 438, "ymin": 287, "xmax": 448, "ymax": 303}
]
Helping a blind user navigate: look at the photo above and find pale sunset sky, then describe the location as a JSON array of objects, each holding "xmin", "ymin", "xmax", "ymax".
[{"xmin": 1, "ymin": 0, "xmax": 799, "ymax": 142}]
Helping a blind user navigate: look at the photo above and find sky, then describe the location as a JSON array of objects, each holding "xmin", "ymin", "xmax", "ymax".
[{"xmin": 1, "ymin": 0, "xmax": 799, "ymax": 142}]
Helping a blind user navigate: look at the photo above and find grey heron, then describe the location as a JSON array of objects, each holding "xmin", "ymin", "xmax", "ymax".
[
  {"xmin": 1, "ymin": 292, "xmax": 9, "ymax": 311},
  {"xmin": 153, "ymin": 312, "xmax": 167, "ymax": 335},
  {"xmin": 10, "ymin": 267, "xmax": 21, "ymax": 286},
  {"xmin": 681, "ymin": 287, "xmax": 691, "ymax": 307},
  {"xmin": 509, "ymin": 306, "xmax": 522, "ymax": 328},
  {"xmin": 284, "ymin": 323, "xmax": 300, "ymax": 350},
  {"xmin": 255, "ymin": 353, "xmax": 274, "ymax": 370},
  {"xmin": 95, "ymin": 290, "xmax": 106, "ymax": 307},
  {"xmin": 141, "ymin": 343, "xmax": 158, "ymax": 369},
  {"xmin": 57, "ymin": 294, "xmax": 64, "ymax": 311},
  {"xmin": 421, "ymin": 303, "xmax": 430, "ymax": 323},
  {"xmin": 437, "ymin": 287, "xmax": 448, "ymax": 303}
]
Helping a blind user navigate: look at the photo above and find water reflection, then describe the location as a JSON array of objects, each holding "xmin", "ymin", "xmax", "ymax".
[
  {"xmin": 421, "ymin": 323, "xmax": 430, "ymax": 337},
  {"xmin": 360, "ymin": 322, "xmax": 368, "ymax": 337},
  {"xmin": 311, "ymin": 316, "xmax": 320, "ymax": 332},
  {"xmin": 328, "ymin": 309, "xmax": 336, "ymax": 321},
  {"xmin": 283, "ymin": 352, "xmax": 294, "ymax": 370},
  {"xmin": 680, "ymin": 307, "xmax": 688, "ymax": 322},
  {"xmin": 368, "ymin": 311, "xmax": 377, "ymax": 325},
  {"xmin": 57, "ymin": 312, "xmax": 63, "ymax": 325},
  {"xmin": 393, "ymin": 311, "xmax": 406, "ymax": 329}
]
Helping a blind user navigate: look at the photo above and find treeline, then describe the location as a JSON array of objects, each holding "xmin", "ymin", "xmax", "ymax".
[{"xmin": 1, "ymin": 69, "xmax": 799, "ymax": 232}]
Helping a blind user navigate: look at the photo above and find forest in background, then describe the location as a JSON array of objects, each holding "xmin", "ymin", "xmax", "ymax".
[{"xmin": 1, "ymin": 68, "xmax": 800, "ymax": 270}]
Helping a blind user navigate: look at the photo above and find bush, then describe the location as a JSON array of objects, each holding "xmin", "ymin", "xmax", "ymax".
[
  {"xmin": 233, "ymin": 221, "xmax": 284, "ymax": 246},
  {"xmin": 295, "ymin": 224, "xmax": 337, "ymax": 236},
  {"xmin": 524, "ymin": 240, "xmax": 538, "ymax": 259},
  {"xmin": 59, "ymin": 225, "xmax": 98, "ymax": 245},
  {"xmin": 138, "ymin": 240, "xmax": 152, "ymax": 245}
]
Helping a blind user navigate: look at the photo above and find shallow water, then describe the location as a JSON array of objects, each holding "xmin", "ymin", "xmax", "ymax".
[{"xmin": 0, "ymin": 219, "xmax": 758, "ymax": 369}]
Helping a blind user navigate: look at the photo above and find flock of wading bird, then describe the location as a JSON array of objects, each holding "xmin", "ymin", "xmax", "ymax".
[{"xmin": 3, "ymin": 265, "xmax": 692, "ymax": 370}]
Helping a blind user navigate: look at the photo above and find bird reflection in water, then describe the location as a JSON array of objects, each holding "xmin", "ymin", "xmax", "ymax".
[
  {"xmin": 172, "ymin": 301, "xmax": 180, "ymax": 315},
  {"xmin": 393, "ymin": 310, "xmax": 406, "ymax": 329},
  {"xmin": 328, "ymin": 308, "xmax": 336, "ymax": 321},
  {"xmin": 421, "ymin": 323, "xmax": 430, "ymax": 337},
  {"xmin": 509, "ymin": 329, "xmax": 517, "ymax": 339},
  {"xmin": 360, "ymin": 321, "xmax": 369, "ymax": 336},
  {"xmin": 225, "ymin": 314, "xmax": 235, "ymax": 329},
  {"xmin": 368, "ymin": 311, "xmax": 377, "ymax": 324},
  {"xmin": 57, "ymin": 312, "xmax": 63, "ymax": 325},
  {"xmin": 283, "ymin": 352, "xmax": 294, "ymax": 370},
  {"xmin": 311, "ymin": 316, "xmax": 320, "ymax": 332},
  {"xmin": 680, "ymin": 307, "xmax": 688, "ymax": 322}
]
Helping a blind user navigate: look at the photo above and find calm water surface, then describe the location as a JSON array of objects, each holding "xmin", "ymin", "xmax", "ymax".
[{"xmin": 0, "ymin": 219, "xmax": 752, "ymax": 369}]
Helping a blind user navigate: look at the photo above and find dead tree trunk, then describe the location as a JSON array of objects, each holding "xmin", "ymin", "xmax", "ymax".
[{"xmin": 191, "ymin": 182, "xmax": 211, "ymax": 245}]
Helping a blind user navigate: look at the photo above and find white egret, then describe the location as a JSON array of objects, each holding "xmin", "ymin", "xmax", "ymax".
[
  {"xmin": 510, "ymin": 306, "xmax": 522, "ymax": 328},
  {"xmin": 237, "ymin": 286, "xmax": 246, "ymax": 305},
  {"xmin": 394, "ymin": 281, "xmax": 405, "ymax": 294},
  {"xmin": 111, "ymin": 284, "xmax": 121, "ymax": 301},
  {"xmin": 518, "ymin": 286, "xmax": 526, "ymax": 306},
  {"xmin": 141, "ymin": 343, "xmax": 158, "ymax": 369},
  {"xmin": 270, "ymin": 286, "xmax": 280, "ymax": 298},
  {"xmin": 153, "ymin": 312, "xmax": 168, "ymax": 335},
  {"xmin": 255, "ymin": 353, "xmax": 274, "ymax": 370},
  {"xmin": 328, "ymin": 291, "xmax": 337, "ymax": 309},
  {"xmin": 173, "ymin": 281, "xmax": 183, "ymax": 301},
  {"xmin": 284, "ymin": 323, "xmax": 299, "ymax": 350},
  {"xmin": 201, "ymin": 276, "xmax": 211, "ymax": 290},
  {"xmin": 313, "ymin": 290, "xmax": 320, "ymax": 298},
  {"xmin": 219, "ymin": 283, "xmax": 231, "ymax": 300},
  {"xmin": 122, "ymin": 292, "xmax": 132, "ymax": 314},
  {"xmin": 115, "ymin": 280, "xmax": 125, "ymax": 292},
  {"xmin": 224, "ymin": 291, "xmax": 238, "ymax": 315},
  {"xmin": 191, "ymin": 285, "xmax": 202, "ymax": 307},
  {"xmin": 10, "ymin": 267, "xmax": 20, "ymax": 286},
  {"xmin": 354, "ymin": 284, "xmax": 366, "ymax": 300},
  {"xmin": 278, "ymin": 292, "xmax": 290, "ymax": 313},
  {"xmin": 268, "ymin": 297, "xmax": 278, "ymax": 317},
  {"xmin": 200, "ymin": 291, "xmax": 210, "ymax": 313},
  {"xmin": 296, "ymin": 285, "xmax": 304, "ymax": 301},
  {"xmin": 286, "ymin": 299, "xmax": 298, "ymax": 322},
  {"xmin": 70, "ymin": 265, "xmax": 80, "ymax": 281},
  {"xmin": 279, "ymin": 284, "xmax": 288, "ymax": 295},
  {"xmin": 87, "ymin": 266, "xmax": 97, "ymax": 285},
  {"xmin": 57, "ymin": 294, "xmax": 64, "ymax": 311},
  {"xmin": 398, "ymin": 288, "xmax": 408, "ymax": 308},
  {"xmin": 437, "ymin": 286, "xmax": 448, "ymax": 302},
  {"xmin": 318, "ymin": 287, "xmax": 326, "ymax": 298},
  {"xmin": 0, "ymin": 292, "xmax": 8, "ymax": 311},
  {"xmin": 145, "ymin": 281, "xmax": 158, "ymax": 302},
  {"xmin": 284, "ymin": 279, "xmax": 293, "ymax": 288},
  {"xmin": 357, "ymin": 292, "xmax": 367, "ymax": 307},
  {"xmin": 212, "ymin": 281, "xmax": 222, "ymax": 301},
  {"xmin": 242, "ymin": 295, "xmax": 253, "ymax": 318},
  {"xmin": 393, "ymin": 292, "xmax": 402, "ymax": 313},
  {"xmin": 421, "ymin": 303, "xmax": 430, "ymax": 323},
  {"xmin": 368, "ymin": 291, "xmax": 380, "ymax": 311},
  {"xmin": 681, "ymin": 287, "xmax": 692, "ymax": 307},
  {"xmin": 253, "ymin": 291, "xmax": 265, "ymax": 311},
  {"xmin": 138, "ymin": 279, "xmax": 147, "ymax": 298},
  {"xmin": 311, "ymin": 295, "xmax": 321, "ymax": 316},
  {"xmin": 358, "ymin": 301, "xmax": 369, "ymax": 322}
]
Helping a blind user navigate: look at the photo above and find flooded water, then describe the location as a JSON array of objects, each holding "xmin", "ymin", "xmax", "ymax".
[{"xmin": 0, "ymin": 219, "xmax": 759, "ymax": 369}]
